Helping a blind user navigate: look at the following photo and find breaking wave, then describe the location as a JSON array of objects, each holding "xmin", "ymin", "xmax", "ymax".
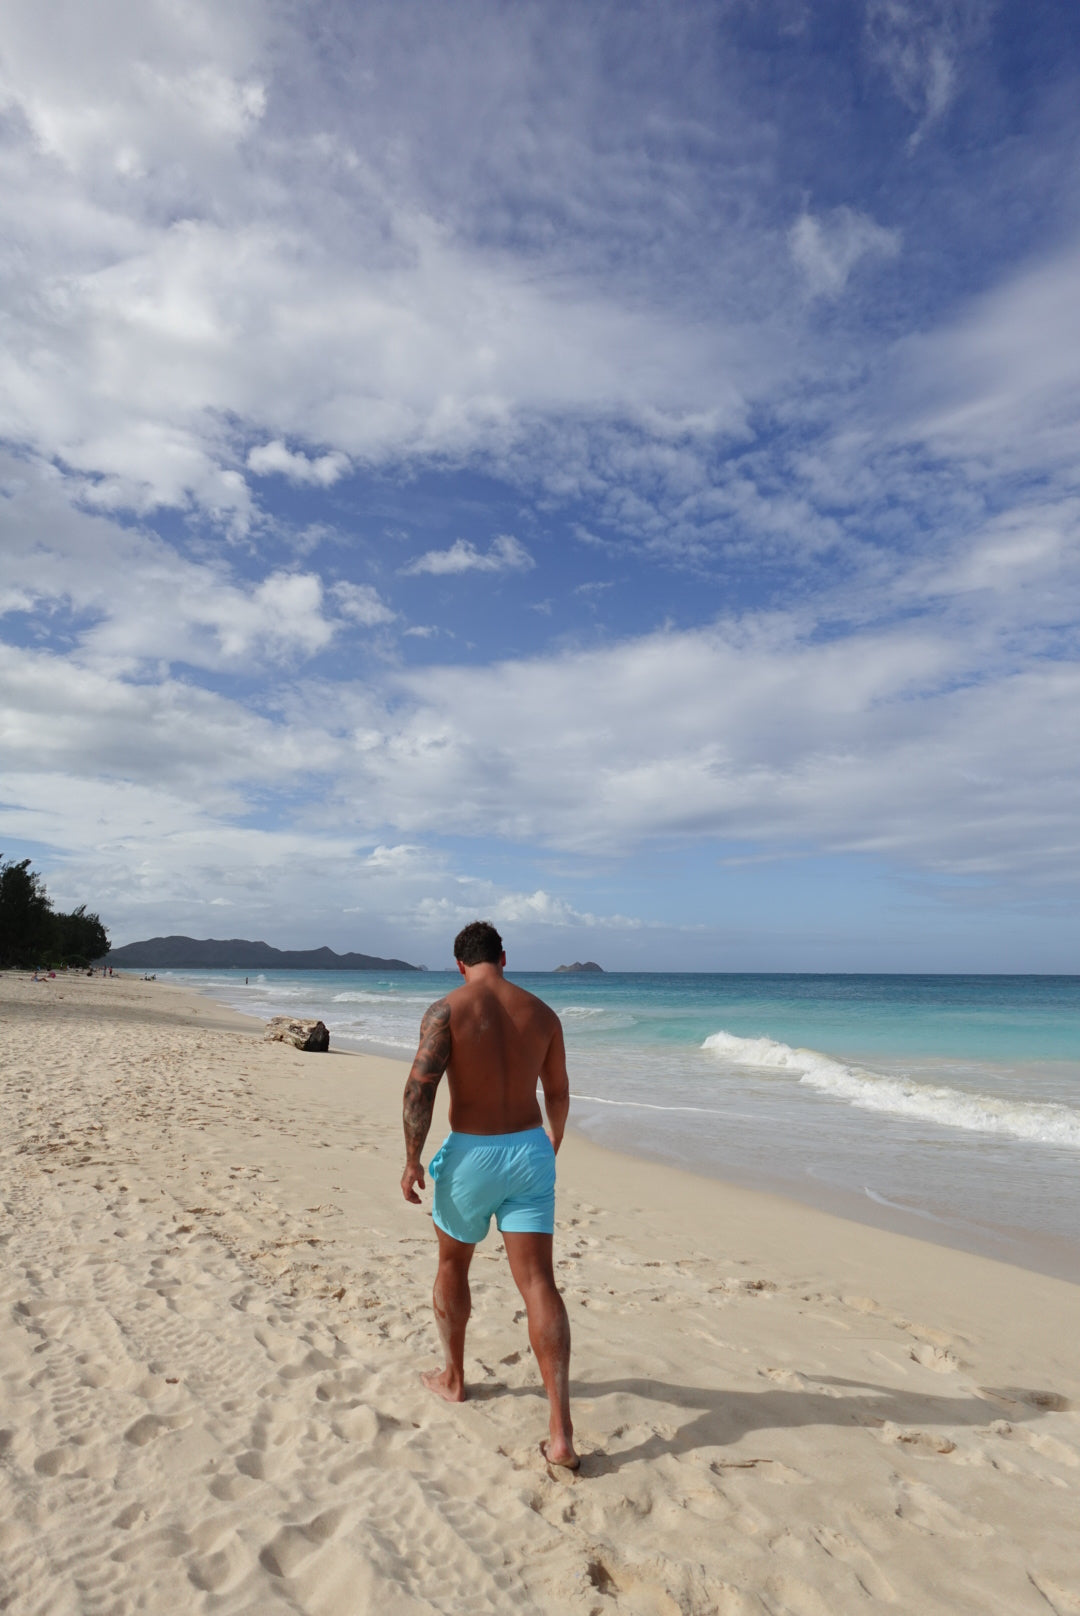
[{"xmin": 701, "ymin": 1029, "xmax": 1080, "ymax": 1150}]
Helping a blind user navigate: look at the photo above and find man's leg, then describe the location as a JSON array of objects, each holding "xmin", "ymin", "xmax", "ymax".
[
  {"xmin": 422, "ymin": 1224, "xmax": 475, "ymax": 1403},
  {"xmin": 502, "ymin": 1232, "xmax": 577, "ymax": 1468}
]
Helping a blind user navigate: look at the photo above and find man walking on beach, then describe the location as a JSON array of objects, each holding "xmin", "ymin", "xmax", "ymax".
[{"xmin": 400, "ymin": 921, "xmax": 578, "ymax": 1470}]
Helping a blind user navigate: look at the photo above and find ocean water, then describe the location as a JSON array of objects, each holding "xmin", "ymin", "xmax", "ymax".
[{"xmin": 165, "ymin": 969, "xmax": 1080, "ymax": 1279}]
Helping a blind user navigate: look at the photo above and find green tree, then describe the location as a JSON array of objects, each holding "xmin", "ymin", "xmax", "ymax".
[
  {"xmin": 52, "ymin": 903, "xmax": 110, "ymax": 967},
  {"xmin": 0, "ymin": 857, "xmax": 54, "ymax": 968},
  {"xmin": 0, "ymin": 857, "xmax": 110, "ymax": 968}
]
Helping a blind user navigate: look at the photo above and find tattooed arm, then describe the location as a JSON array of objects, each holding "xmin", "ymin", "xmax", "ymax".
[{"xmin": 400, "ymin": 998, "xmax": 452, "ymax": 1203}]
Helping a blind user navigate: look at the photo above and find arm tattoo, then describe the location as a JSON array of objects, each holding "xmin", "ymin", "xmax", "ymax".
[{"xmin": 403, "ymin": 999, "xmax": 451, "ymax": 1161}]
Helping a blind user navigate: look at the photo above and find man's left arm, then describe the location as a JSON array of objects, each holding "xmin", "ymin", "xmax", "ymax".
[
  {"xmin": 400, "ymin": 998, "xmax": 452, "ymax": 1203},
  {"xmin": 539, "ymin": 1017, "xmax": 570, "ymax": 1154}
]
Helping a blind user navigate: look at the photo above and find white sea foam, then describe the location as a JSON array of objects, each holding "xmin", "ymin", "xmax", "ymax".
[
  {"xmin": 572, "ymin": 1092, "xmax": 726, "ymax": 1116},
  {"xmin": 863, "ymin": 1185, "xmax": 947, "ymax": 1224},
  {"xmin": 702, "ymin": 1029, "xmax": 1080, "ymax": 1149},
  {"xmin": 331, "ymin": 990, "xmax": 431, "ymax": 1005}
]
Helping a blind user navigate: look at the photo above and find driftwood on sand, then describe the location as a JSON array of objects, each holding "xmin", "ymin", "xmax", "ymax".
[{"xmin": 264, "ymin": 1015, "xmax": 330, "ymax": 1052}]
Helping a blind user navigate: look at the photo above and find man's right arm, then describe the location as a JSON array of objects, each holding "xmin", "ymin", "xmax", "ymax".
[
  {"xmin": 539, "ymin": 1017, "xmax": 570, "ymax": 1154},
  {"xmin": 400, "ymin": 998, "xmax": 451, "ymax": 1202}
]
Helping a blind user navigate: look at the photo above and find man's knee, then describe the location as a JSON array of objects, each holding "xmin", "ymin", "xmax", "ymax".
[
  {"xmin": 517, "ymin": 1269, "xmax": 563, "ymax": 1313},
  {"xmin": 436, "ymin": 1251, "xmax": 472, "ymax": 1282}
]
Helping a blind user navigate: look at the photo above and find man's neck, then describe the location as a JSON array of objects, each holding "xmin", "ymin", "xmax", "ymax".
[{"xmin": 459, "ymin": 961, "xmax": 504, "ymax": 986}]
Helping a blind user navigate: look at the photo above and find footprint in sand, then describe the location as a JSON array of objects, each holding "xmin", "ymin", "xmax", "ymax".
[
  {"xmin": 711, "ymin": 1278, "xmax": 778, "ymax": 1297},
  {"xmin": 187, "ymin": 1539, "xmax": 246, "ymax": 1594},
  {"xmin": 34, "ymin": 1444, "xmax": 81, "ymax": 1476},
  {"xmin": 811, "ymin": 1526, "xmax": 896, "ymax": 1602},
  {"xmin": 330, "ymin": 1403, "xmax": 380, "ymax": 1444},
  {"xmin": 208, "ymin": 1469, "xmax": 263, "ymax": 1501},
  {"xmin": 113, "ymin": 1501, "xmax": 153, "ymax": 1530},
  {"xmin": 123, "ymin": 1411, "xmax": 191, "ymax": 1446},
  {"xmin": 259, "ymin": 1507, "xmax": 350, "ymax": 1578},
  {"xmin": 879, "ymin": 1422, "xmax": 957, "ymax": 1456},
  {"xmin": 711, "ymin": 1457, "xmax": 809, "ymax": 1485},
  {"xmin": 760, "ymin": 1366, "xmax": 810, "ymax": 1389},
  {"xmin": 909, "ymin": 1342, "xmax": 961, "ymax": 1373},
  {"xmin": 1022, "ymin": 1431, "xmax": 1079, "ymax": 1467},
  {"xmin": 581, "ymin": 1550, "xmax": 703, "ymax": 1616},
  {"xmin": 315, "ymin": 1368, "xmax": 370, "ymax": 1401},
  {"xmin": 892, "ymin": 1476, "xmax": 992, "ymax": 1538},
  {"xmin": 990, "ymin": 1422, "xmax": 1080, "ymax": 1469}
]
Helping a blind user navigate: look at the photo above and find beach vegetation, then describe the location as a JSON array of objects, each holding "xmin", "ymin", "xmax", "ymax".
[{"xmin": 0, "ymin": 857, "xmax": 109, "ymax": 969}]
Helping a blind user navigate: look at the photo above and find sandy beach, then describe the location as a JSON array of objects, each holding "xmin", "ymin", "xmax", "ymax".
[{"xmin": 2, "ymin": 972, "xmax": 1079, "ymax": 1616}]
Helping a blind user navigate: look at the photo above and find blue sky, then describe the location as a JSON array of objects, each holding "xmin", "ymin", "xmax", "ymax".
[{"xmin": 2, "ymin": 0, "xmax": 1079, "ymax": 970}]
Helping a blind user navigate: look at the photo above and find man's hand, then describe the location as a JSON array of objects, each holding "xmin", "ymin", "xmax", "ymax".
[{"xmin": 401, "ymin": 1161, "xmax": 426, "ymax": 1204}]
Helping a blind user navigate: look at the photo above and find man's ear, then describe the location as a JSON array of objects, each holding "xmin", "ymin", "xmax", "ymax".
[
  {"xmin": 500, "ymin": 951, "xmax": 507, "ymax": 967},
  {"xmin": 457, "ymin": 960, "xmax": 467, "ymax": 977}
]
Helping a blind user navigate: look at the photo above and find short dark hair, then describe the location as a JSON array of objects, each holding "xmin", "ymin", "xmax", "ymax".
[{"xmin": 453, "ymin": 920, "xmax": 504, "ymax": 965}]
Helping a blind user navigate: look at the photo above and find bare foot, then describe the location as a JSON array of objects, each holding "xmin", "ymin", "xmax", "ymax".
[
  {"xmin": 540, "ymin": 1437, "xmax": 580, "ymax": 1471},
  {"xmin": 421, "ymin": 1368, "xmax": 466, "ymax": 1403}
]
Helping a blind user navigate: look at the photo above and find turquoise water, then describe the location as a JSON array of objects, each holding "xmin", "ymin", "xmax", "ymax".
[{"xmin": 167, "ymin": 969, "xmax": 1080, "ymax": 1278}]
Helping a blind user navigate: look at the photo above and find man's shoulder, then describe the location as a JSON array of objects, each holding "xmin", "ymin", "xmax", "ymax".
[
  {"xmin": 501, "ymin": 979, "xmax": 559, "ymax": 1021},
  {"xmin": 420, "ymin": 992, "xmax": 454, "ymax": 1024}
]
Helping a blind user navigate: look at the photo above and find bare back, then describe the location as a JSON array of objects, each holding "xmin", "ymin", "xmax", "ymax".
[{"xmin": 445, "ymin": 975, "xmax": 562, "ymax": 1135}]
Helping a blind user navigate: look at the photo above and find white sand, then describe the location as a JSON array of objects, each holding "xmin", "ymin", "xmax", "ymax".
[{"xmin": 2, "ymin": 971, "xmax": 1079, "ymax": 1615}]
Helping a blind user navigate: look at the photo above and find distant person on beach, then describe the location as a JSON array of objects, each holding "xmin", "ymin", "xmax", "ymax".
[{"xmin": 400, "ymin": 920, "xmax": 577, "ymax": 1470}]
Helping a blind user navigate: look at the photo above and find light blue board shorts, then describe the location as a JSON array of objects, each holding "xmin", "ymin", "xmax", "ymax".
[{"xmin": 429, "ymin": 1126, "xmax": 556, "ymax": 1245}]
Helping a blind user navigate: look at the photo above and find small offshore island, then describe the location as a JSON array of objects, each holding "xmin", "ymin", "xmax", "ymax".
[{"xmin": 553, "ymin": 960, "xmax": 604, "ymax": 973}]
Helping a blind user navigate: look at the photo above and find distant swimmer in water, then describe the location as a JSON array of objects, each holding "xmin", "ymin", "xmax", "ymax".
[{"xmin": 400, "ymin": 921, "xmax": 578, "ymax": 1470}]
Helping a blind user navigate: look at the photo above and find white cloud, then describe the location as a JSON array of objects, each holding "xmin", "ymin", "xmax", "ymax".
[
  {"xmin": 361, "ymin": 843, "xmax": 426, "ymax": 871},
  {"xmin": 290, "ymin": 593, "xmax": 1080, "ymax": 885},
  {"xmin": 897, "ymin": 236, "xmax": 1080, "ymax": 475},
  {"xmin": 3, "ymin": 536, "xmax": 1080, "ymax": 959},
  {"xmin": 412, "ymin": 887, "xmax": 639, "ymax": 932},
  {"xmin": 865, "ymin": 0, "xmax": 966, "ymax": 149},
  {"xmin": 0, "ymin": 1, "xmax": 266, "ymax": 177},
  {"xmin": 916, "ymin": 501, "xmax": 1078, "ymax": 598},
  {"xmin": 247, "ymin": 440, "xmax": 350, "ymax": 487},
  {"xmin": 331, "ymin": 581, "xmax": 396, "ymax": 627},
  {"xmin": 789, "ymin": 207, "xmax": 900, "ymax": 298},
  {"xmin": 402, "ymin": 534, "xmax": 534, "ymax": 576},
  {"xmin": 0, "ymin": 641, "xmax": 335, "ymax": 799},
  {"xmin": 0, "ymin": 2, "xmax": 781, "ymax": 530},
  {"xmin": 0, "ymin": 453, "xmax": 336, "ymax": 673}
]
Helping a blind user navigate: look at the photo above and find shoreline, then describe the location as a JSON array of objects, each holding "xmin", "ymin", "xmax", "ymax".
[
  {"xmin": 173, "ymin": 969, "xmax": 1080, "ymax": 1285},
  {"xmin": 5, "ymin": 969, "xmax": 1079, "ymax": 1613},
  {"xmin": 565, "ymin": 1118, "xmax": 1080, "ymax": 1287}
]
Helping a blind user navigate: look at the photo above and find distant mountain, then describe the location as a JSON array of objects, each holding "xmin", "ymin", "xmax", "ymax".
[
  {"xmin": 553, "ymin": 960, "xmax": 604, "ymax": 973},
  {"xmin": 105, "ymin": 935, "xmax": 420, "ymax": 971}
]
